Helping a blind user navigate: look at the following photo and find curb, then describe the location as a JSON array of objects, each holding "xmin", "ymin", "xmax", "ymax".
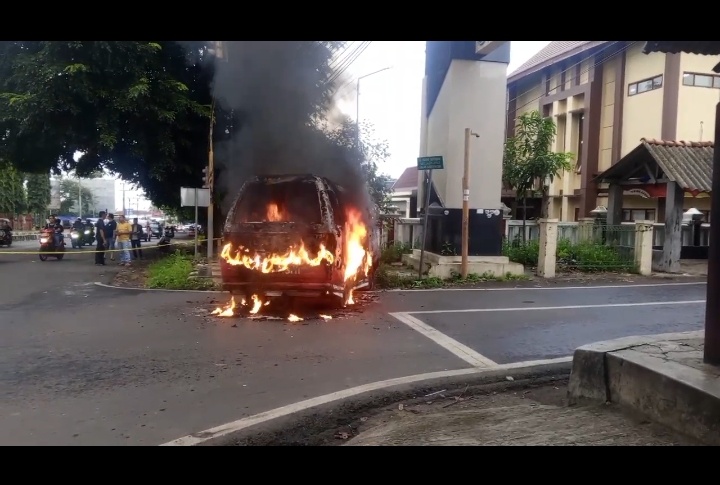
[
  {"xmin": 161, "ymin": 357, "xmax": 572, "ymax": 446},
  {"xmin": 93, "ymin": 282, "xmax": 224, "ymax": 294},
  {"xmin": 568, "ymin": 330, "xmax": 717, "ymax": 445}
]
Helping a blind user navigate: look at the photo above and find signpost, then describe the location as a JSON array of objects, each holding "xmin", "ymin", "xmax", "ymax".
[
  {"xmin": 416, "ymin": 156, "xmax": 444, "ymax": 279},
  {"xmin": 181, "ymin": 187, "xmax": 210, "ymax": 258}
]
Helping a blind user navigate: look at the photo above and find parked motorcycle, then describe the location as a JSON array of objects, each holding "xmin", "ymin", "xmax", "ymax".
[
  {"xmin": 157, "ymin": 227, "xmax": 174, "ymax": 254},
  {"xmin": 39, "ymin": 229, "xmax": 65, "ymax": 261}
]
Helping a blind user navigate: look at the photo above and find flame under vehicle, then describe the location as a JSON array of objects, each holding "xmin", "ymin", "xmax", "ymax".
[{"xmin": 220, "ymin": 174, "xmax": 378, "ymax": 307}]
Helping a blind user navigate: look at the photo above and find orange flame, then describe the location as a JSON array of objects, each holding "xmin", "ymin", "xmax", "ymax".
[
  {"xmin": 288, "ymin": 314, "xmax": 303, "ymax": 322},
  {"xmin": 211, "ymin": 296, "xmax": 237, "ymax": 317},
  {"xmin": 319, "ymin": 314, "xmax": 332, "ymax": 320},
  {"xmin": 249, "ymin": 294, "xmax": 262, "ymax": 314},
  {"xmin": 221, "ymin": 243, "xmax": 334, "ymax": 273},
  {"xmin": 342, "ymin": 208, "xmax": 373, "ymax": 305},
  {"xmin": 267, "ymin": 203, "xmax": 283, "ymax": 221}
]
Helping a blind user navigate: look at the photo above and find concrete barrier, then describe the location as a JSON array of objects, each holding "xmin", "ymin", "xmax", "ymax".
[{"xmin": 568, "ymin": 330, "xmax": 720, "ymax": 445}]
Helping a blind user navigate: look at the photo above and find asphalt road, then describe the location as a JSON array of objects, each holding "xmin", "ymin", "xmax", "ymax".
[{"xmin": 0, "ymin": 238, "xmax": 708, "ymax": 445}]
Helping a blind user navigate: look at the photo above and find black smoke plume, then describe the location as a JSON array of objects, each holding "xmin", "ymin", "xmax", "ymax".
[{"xmin": 211, "ymin": 41, "xmax": 373, "ymax": 221}]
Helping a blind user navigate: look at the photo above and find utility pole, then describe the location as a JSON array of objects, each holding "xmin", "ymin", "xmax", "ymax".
[
  {"xmin": 78, "ymin": 175, "xmax": 82, "ymax": 218},
  {"xmin": 207, "ymin": 100, "xmax": 215, "ymax": 261},
  {"xmin": 461, "ymin": 128, "xmax": 479, "ymax": 278},
  {"xmin": 121, "ymin": 183, "xmax": 126, "ymax": 216}
]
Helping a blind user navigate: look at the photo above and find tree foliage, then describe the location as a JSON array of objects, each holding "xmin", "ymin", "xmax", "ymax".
[
  {"xmin": 25, "ymin": 171, "xmax": 51, "ymax": 216},
  {"xmin": 0, "ymin": 161, "xmax": 26, "ymax": 214},
  {"xmin": 57, "ymin": 178, "xmax": 96, "ymax": 216},
  {"xmin": 0, "ymin": 41, "xmax": 213, "ymax": 209},
  {"xmin": 503, "ymin": 110, "xmax": 574, "ymax": 225},
  {"xmin": 0, "ymin": 41, "xmax": 390, "ymax": 217}
]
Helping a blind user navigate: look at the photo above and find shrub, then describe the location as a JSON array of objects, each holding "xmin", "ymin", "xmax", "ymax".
[
  {"xmin": 504, "ymin": 238, "xmax": 636, "ymax": 273},
  {"xmin": 380, "ymin": 242, "xmax": 413, "ymax": 264},
  {"xmin": 146, "ymin": 251, "xmax": 216, "ymax": 290}
]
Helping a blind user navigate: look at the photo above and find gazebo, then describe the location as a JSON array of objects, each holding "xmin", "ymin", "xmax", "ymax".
[
  {"xmin": 595, "ymin": 138, "xmax": 713, "ymax": 273},
  {"xmin": 644, "ymin": 41, "xmax": 720, "ymax": 364}
]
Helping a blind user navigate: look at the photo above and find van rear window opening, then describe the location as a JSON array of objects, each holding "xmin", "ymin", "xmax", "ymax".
[{"xmin": 234, "ymin": 180, "xmax": 322, "ymax": 224}]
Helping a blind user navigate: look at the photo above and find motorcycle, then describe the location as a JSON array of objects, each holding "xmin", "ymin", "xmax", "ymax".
[
  {"xmin": 39, "ymin": 229, "xmax": 65, "ymax": 261},
  {"xmin": 70, "ymin": 229, "xmax": 82, "ymax": 248},
  {"xmin": 82, "ymin": 226, "xmax": 95, "ymax": 245},
  {"xmin": 157, "ymin": 227, "xmax": 174, "ymax": 254}
]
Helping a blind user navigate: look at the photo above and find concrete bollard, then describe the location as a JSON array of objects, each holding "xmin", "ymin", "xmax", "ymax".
[
  {"xmin": 537, "ymin": 218, "xmax": 558, "ymax": 278},
  {"xmin": 634, "ymin": 220, "xmax": 654, "ymax": 276}
]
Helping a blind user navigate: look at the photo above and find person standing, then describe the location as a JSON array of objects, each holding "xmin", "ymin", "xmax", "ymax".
[
  {"xmin": 130, "ymin": 217, "xmax": 143, "ymax": 260},
  {"xmin": 104, "ymin": 213, "xmax": 117, "ymax": 261},
  {"xmin": 95, "ymin": 211, "xmax": 107, "ymax": 266},
  {"xmin": 115, "ymin": 214, "xmax": 133, "ymax": 266}
]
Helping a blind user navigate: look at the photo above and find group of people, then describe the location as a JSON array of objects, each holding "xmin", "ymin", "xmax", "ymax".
[{"xmin": 93, "ymin": 211, "xmax": 145, "ymax": 266}]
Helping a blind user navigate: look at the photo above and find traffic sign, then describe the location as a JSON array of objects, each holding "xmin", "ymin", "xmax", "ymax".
[{"xmin": 417, "ymin": 156, "xmax": 444, "ymax": 170}]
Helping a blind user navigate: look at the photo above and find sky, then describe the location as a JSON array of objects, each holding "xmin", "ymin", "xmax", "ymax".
[
  {"xmin": 112, "ymin": 41, "xmax": 550, "ymax": 210},
  {"xmin": 336, "ymin": 41, "xmax": 551, "ymax": 179}
]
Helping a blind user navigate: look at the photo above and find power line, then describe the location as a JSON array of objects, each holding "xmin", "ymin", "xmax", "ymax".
[{"xmin": 328, "ymin": 41, "xmax": 372, "ymax": 85}]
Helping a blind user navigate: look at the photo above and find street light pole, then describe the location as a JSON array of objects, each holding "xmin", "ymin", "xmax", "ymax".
[
  {"xmin": 355, "ymin": 66, "xmax": 392, "ymax": 150},
  {"xmin": 461, "ymin": 128, "xmax": 480, "ymax": 278}
]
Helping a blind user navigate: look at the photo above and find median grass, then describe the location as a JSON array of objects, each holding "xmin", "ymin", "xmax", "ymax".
[{"xmin": 146, "ymin": 251, "xmax": 217, "ymax": 290}]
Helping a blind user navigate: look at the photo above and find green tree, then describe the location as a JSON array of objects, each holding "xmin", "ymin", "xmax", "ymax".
[
  {"xmin": 0, "ymin": 41, "xmax": 347, "ymax": 213},
  {"xmin": 25, "ymin": 171, "xmax": 51, "ymax": 221},
  {"xmin": 503, "ymin": 110, "xmax": 574, "ymax": 240},
  {"xmin": 0, "ymin": 161, "xmax": 26, "ymax": 215},
  {"xmin": 58, "ymin": 178, "xmax": 96, "ymax": 216}
]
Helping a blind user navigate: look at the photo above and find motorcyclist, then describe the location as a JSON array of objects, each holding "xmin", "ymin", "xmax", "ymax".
[
  {"xmin": 45, "ymin": 216, "xmax": 64, "ymax": 247},
  {"xmin": 84, "ymin": 219, "xmax": 95, "ymax": 242},
  {"xmin": 72, "ymin": 218, "xmax": 84, "ymax": 232}
]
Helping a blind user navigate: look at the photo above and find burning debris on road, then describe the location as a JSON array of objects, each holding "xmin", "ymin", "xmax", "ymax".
[{"xmin": 207, "ymin": 291, "xmax": 376, "ymax": 323}]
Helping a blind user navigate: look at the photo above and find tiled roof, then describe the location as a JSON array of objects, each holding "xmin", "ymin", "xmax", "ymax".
[
  {"xmin": 596, "ymin": 138, "xmax": 713, "ymax": 193},
  {"xmin": 392, "ymin": 166, "xmax": 418, "ymax": 191},
  {"xmin": 644, "ymin": 41, "xmax": 720, "ymax": 72},
  {"xmin": 508, "ymin": 41, "xmax": 610, "ymax": 82},
  {"xmin": 641, "ymin": 139, "xmax": 713, "ymax": 192}
]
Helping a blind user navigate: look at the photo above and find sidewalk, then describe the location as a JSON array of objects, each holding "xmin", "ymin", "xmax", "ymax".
[{"xmin": 344, "ymin": 378, "xmax": 699, "ymax": 446}]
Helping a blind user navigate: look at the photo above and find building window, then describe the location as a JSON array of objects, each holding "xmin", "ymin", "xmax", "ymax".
[
  {"xmin": 683, "ymin": 72, "xmax": 720, "ymax": 89},
  {"xmin": 622, "ymin": 209, "xmax": 656, "ymax": 222},
  {"xmin": 628, "ymin": 75, "xmax": 663, "ymax": 96}
]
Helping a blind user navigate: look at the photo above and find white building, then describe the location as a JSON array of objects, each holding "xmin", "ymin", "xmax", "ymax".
[{"xmin": 50, "ymin": 177, "xmax": 116, "ymax": 217}]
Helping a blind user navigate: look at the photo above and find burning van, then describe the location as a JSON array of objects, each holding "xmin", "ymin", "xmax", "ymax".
[{"xmin": 220, "ymin": 174, "xmax": 377, "ymax": 307}]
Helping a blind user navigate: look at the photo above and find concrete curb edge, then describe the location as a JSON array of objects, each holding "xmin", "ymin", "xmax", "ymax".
[{"xmin": 161, "ymin": 357, "xmax": 572, "ymax": 446}]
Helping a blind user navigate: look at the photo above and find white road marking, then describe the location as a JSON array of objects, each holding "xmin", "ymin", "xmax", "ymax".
[
  {"xmin": 389, "ymin": 312, "xmax": 498, "ymax": 367},
  {"xmin": 407, "ymin": 299, "xmax": 706, "ymax": 315},
  {"xmin": 161, "ymin": 356, "xmax": 572, "ymax": 446},
  {"xmin": 385, "ymin": 281, "xmax": 706, "ymax": 292}
]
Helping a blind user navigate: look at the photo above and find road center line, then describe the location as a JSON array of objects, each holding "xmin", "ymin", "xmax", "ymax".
[
  {"xmin": 408, "ymin": 300, "xmax": 706, "ymax": 315},
  {"xmin": 389, "ymin": 312, "xmax": 498, "ymax": 368}
]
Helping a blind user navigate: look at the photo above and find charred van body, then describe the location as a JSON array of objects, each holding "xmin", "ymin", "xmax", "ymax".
[{"xmin": 220, "ymin": 174, "xmax": 377, "ymax": 305}]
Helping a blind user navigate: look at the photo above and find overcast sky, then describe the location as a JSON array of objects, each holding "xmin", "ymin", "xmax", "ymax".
[{"xmin": 336, "ymin": 41, "xmax": 551, "ymax": 179}]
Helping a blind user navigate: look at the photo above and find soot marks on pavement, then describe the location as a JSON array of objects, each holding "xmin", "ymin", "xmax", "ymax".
[{"xmin": 197, "ymin": 292, "xmax": 379, "ymax": 325}]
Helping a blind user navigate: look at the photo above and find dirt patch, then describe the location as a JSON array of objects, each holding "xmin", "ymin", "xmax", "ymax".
[
  {"xmin": 111, "ymin": 258, "xmax": 155, "ymax": 288},
  {"xmin": 345, "ymin": 379, "xmax": 701, "ymax": 446}
]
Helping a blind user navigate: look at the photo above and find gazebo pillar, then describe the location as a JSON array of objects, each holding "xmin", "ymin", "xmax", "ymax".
[
  {"xmin": 606, "ymin": 183, "xmax": 623, "ymax": 226},
  {"xmin": 661, "ymin": 181, "xmax": 684, "ymax": 273},
  {"xmin": 705, "ymin": 101, "xmax": 720, "ymax": 364}
]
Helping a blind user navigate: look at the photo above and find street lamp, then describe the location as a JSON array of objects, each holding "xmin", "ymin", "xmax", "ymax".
[
  {"xmin": 356, "ymin": 66, "xmax": 392, "ymax": 150},
  {"xmin": 461, "ymin": 128, "xmax": 480, "ymax": 278},
  {"xmin": 590, "ymin": 205, "xmax": 608, "ymax": 219}
]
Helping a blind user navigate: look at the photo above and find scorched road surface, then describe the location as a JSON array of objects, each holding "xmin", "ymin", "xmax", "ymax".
[{"xmin": 0, "ymin": 251, "xmax": 463, "ymax": 445}]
